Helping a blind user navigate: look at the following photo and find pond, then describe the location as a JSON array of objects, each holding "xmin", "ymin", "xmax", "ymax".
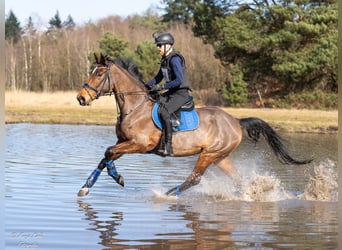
[{"xmin": 5, "ymin": 123, "xmax": 338, "ymax": 249}]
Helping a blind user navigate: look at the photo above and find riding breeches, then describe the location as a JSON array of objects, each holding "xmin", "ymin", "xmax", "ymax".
[{"xmin": 159, "ymin": 88, "xmax": 190, "ymax": 116}]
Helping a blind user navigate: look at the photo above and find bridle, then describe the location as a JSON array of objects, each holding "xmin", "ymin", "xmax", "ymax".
[
  {"xmin": 82, "ymin": 63, "xmax": 113, "ymax": 101},
  {"xmin": 81, "ymin": 62, "xmax": 150, "ymax": 118}
]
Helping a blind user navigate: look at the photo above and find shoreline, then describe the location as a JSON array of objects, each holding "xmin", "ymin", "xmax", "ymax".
[{"xmin": 5, "ymin": 91, "xmax": 338, "ymax": 133}]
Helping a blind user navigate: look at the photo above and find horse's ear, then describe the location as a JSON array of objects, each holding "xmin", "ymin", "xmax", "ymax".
[
  {"xmin": 94, "ymin": 53, "xmax": 99, "ymax": 64},
  {"xmin": 99, "ymin": 53, "xmax": 106, "ymax": 65}
]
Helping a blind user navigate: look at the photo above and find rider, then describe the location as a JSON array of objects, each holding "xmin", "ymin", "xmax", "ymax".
[{"xmin": 145, "ymin": 32, "xmax": 191, "ymax": 156}]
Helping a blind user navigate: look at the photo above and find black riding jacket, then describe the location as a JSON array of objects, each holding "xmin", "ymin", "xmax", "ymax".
[{"xmin": 146, "ymin": 50, "xmax": 190, "ymax": 90}]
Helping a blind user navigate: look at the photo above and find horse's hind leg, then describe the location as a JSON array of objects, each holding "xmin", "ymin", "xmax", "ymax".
[
  {"xmin": 166, "ymin": 152, "xmax": 216, "ymax": 196},
  {"xmin": 215, "ymin": 156, "xmax": 240, "ymax": 180}
]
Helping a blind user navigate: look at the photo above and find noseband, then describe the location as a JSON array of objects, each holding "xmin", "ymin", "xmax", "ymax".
[
  {"xmin": 82, "ymin": 63, "xmax": 112, "ymax": 101},
  {"xmin": 81, "ymin": 62, "xmax": 149, "ymax": 119}
]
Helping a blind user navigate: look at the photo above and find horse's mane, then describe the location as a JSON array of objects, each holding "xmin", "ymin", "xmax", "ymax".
[{"xmin": 108, "ymin": 57, "xmax": 144, "ymax": 83}]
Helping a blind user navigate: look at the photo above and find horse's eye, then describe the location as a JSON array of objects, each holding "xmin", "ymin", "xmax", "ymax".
[{"xmin": 96, "ymin": 72, "xmax": 102, "ymax": 77}]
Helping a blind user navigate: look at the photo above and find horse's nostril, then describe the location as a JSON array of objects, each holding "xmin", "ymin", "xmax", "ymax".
[{"xmin": 77, "ymin": 96, "xmax": 86, "ymax": 106}]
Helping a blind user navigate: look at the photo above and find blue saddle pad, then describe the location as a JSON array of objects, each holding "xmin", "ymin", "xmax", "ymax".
[{"xmin": 152, "ymin": 103, "xmax": 199, "ymax": 132}]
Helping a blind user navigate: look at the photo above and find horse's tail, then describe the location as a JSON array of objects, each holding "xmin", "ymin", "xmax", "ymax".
[{"xmin": 239, "ymin": 117, "xmax": 312, "ymax": 165}]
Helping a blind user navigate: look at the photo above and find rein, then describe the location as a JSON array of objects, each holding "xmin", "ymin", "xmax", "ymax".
[
  {"xmin": 82, "ymin": 63, "xmax": 147, "ymax": 98},
  {"xmin": 82, "ymin": 62, "xmax": 149, "ymax": 120}
]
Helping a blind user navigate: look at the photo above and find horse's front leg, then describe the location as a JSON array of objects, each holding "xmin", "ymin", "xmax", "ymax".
[
  {"xmin": 77, "ymin": 157, "xmax": 124, "ymax": 197},
  {"xmin": 78, "ymin": 158, "xmax": 107, "ymax": 196},
  {"xmin": 105, "ymin": 140, "xmax": 148, "ymax": 184},
  {"xmin": 106, "ymin": 159, "xmax": 124, "ymax": 187},
  {"xmin": 77, "ymin": 142, "xmax": 125, "ymax": 197},
  {"xmin": 78, "ymin": 140, "xmax": 149, "ymax": 196}
]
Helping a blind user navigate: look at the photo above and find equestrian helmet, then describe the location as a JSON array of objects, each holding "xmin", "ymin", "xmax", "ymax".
[{"xmin": 153, "ymin": 32, "xmax": 174, "ymax": 45}]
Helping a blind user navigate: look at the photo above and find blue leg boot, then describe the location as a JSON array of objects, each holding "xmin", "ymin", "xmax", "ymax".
[
  {"xmin": 106, "ymin": 160, "xmax": 124, "ymax": 187},
  {"xmin": 84, "ymin": 168, "xmax": 101, "ymax": 188},
  {"xmin": 78, "ymin": 168, "xmax": 102, "ymax": 196}
]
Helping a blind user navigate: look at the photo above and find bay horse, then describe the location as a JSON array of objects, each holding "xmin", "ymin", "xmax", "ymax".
[{"xmin": 76, "ymin": 54, "xmax": 311, "ymax": 197}]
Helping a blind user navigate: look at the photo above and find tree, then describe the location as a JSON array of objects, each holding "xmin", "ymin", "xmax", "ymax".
[
  {"xmin": 23, "ymin": 16, "xmax": 36, "ymax": 36},
  {"xmin": 129, "ymin": 9, "xmax": 167, "ymax": 31},
  {"xmin": 5, "ymin": 10, "xmax": 22, "ymax": 43},
  {"xmin": 63, "ymin": 15, "xmax": 76, "ymax": 30},
  {"xmin": 22, "ymin": 17, "xmax": 36, "ymax": 90},
  {"xmin": 191, "ymin": 0, "xmax": 338, "ymax": 99},
  {"xmin": 48, "ymin": 10, "xmax": 63, "ymax": 30},
  {"xmin": 161, "ymin": 0, "xmax": 197, "ymax": 24},
  {"xmin": 221, "ymin": 64, "xmax": 248, "ymax": 106},
  {"xmin": 269, "ymin": 2, "xmax": 338, "ymax": 92},
  {"xmin": 97, "ymin": 32, "xmax": 131, "ymax": 58},
  {"xmin": 133, "ymin": 41, "xmax": 160, "ymax": 81}
]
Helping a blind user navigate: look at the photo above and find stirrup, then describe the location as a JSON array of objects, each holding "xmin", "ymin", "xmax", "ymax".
[
  {"xmin": 157, "ymin": 147, "xmax": 173, "ymax": 157},
  {"xmin": 158, "ymin": 141, "xmax": 173, "ymax": 156}
]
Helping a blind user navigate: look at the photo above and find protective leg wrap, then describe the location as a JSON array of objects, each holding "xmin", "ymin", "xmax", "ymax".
[
  {"xmin": 106, "ymin": 160, "xmax": 124, "ymax": 187},
  {"xmin": 106, "ymin": 160, "xmax": 118, "ymax": 179},
  {"xmin": 84, "ymin": 168, "xmax": 101, "ymax": 188}
]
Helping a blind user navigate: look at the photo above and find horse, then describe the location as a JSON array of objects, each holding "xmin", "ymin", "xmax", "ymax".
[{"xmin": 76, "ymin": 53, "xmax": 312, "ymax": 197}]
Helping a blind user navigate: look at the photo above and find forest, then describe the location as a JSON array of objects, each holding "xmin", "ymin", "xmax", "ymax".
[{"xmin": 5, "ymin": 0, "xmax": 338, "ymax": 109}]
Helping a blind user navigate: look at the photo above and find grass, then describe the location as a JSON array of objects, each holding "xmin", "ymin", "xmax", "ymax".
[
  {"xmin": 5, "ymin": 91, "xmax": 118, "ymax": 125},
  {"xmin": 219, "ymin": 107, "xmax": 337, "ymax": 133},
  {"xmin": 5, "ymin": 91, "xmax": 338, "ymax": 133}
]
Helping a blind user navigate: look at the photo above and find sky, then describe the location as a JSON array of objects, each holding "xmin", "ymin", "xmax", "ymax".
[{"xmin": 5, "ymin": 0, "xmax": 163, "ymax": 27}]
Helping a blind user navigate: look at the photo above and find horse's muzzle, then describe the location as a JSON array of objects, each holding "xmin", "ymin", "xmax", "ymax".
[{"xmin": 77, "ymin": 95, "xmax": 87, "ymax": 106}]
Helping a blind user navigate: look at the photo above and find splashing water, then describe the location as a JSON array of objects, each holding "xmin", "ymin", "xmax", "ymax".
[
  {"xmin": 300, "ymin": 160, "xmax": 338, "ymax": 201},
  {"xmin": 241, "ymin": 175, "xmax": 284, "ymax": 202},
  {"xmin": 154, "ymin": 159, "xmax": 338, "ymax": 202},
  {"xmin": 197, "ymin": 170, "xmax": 291, "ymax": 202}
]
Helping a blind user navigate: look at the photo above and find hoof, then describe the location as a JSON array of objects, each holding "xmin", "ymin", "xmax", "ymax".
[
  {"xmin": 165, "ymin": 185, "xmax": 181, "ymax": 196},
  {"xmin": 78, "ymin": 187, "xmax": 89, "ymax": 196},
  {"xmin": 116, "ymin": 174, "xmax": 125, "ymax": 187}
]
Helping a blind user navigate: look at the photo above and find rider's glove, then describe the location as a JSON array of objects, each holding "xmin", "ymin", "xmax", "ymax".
[{"xmin": 149, "ymin": 84, "xmax": 164, "ymax": 92}]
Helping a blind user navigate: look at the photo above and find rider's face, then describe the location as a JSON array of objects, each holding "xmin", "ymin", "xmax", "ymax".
[{"xmin": 157, "ymin": 44, "xmax": 171, "ymax": 56}]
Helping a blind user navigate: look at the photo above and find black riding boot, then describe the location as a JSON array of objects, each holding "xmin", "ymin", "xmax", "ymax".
[
  {"xmin": 164, "ymin": 131, "xmax": 173, "ymax": 156},
  {"xmin": 158, "ymin": 118, "xmax": 173, "ymax": 156}
]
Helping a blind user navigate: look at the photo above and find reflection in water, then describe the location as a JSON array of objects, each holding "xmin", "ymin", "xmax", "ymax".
[
  {"xmin": 77, "ymin": 200, "xmax": 123, "ymax": 247},
  {"xmin": 5, "ymin": 124, "xmax": 338, "ymax": 249},
  {"xmin": 77, "ymin": 196, "xmax": 337, "ymax": 249}
]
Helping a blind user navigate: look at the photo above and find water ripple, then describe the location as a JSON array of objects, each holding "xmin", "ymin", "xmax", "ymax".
[{"xmin": 5, "ymin": 124, "xmax": 338, "ymax": 249}]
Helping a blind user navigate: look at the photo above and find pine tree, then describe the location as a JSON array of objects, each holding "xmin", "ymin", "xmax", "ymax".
[
  {"xmin": 48, "ymin": 10, "xmax": 62, "ymax": 30},
  {"xmin": 63, "ymin": 15, "xmax": 76, "ymax": 30},
  {"xmin": 133, "ymin": 41, "xmax": 160, "ymax": 81},
  {"xmin": 5, "ymin": 10, "xmax": 22, "ymax": 43},
  {"xmin": 97, "ymin": 32, "xmax": 130, "ymax": 58},
  {"xmin": 161, "ymin": 0, "xmax": 197, "ymax": 24},
  {"xmin": 190, "ymin": 0, "xmax": 337, "ymax": 97}
]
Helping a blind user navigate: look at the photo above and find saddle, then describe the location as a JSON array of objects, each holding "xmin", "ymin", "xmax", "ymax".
[{"xmin": 152, "ymin": 97, "xmax": 199, "ymax": 133}]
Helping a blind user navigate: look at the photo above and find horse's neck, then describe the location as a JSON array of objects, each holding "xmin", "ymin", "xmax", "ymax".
[{"xmin": 111, "ymin": 65, "xmax": 147, "ymax": 116}]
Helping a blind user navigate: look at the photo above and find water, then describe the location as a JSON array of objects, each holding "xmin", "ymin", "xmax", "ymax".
[{"xmin": 5, "ymin": 124, "xmax": 338, "ymax": 249}]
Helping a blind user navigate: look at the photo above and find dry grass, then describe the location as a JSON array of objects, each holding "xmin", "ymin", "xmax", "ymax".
[
  {"xmin": 5, "ymin": 91, "xmax": 118, "ymax": 125},
  {"xmin": 5, "ymin": 91, "xmax": 338, "ymax": 133},
  {"xmin": 219, "ymin": 107, "xmax": 338, "ymax": 133}
]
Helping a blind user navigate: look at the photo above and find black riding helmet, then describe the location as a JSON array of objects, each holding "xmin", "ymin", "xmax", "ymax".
[{"xmin": 153, "ymin": 32, "xmax": 174, "ymax": 45}]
